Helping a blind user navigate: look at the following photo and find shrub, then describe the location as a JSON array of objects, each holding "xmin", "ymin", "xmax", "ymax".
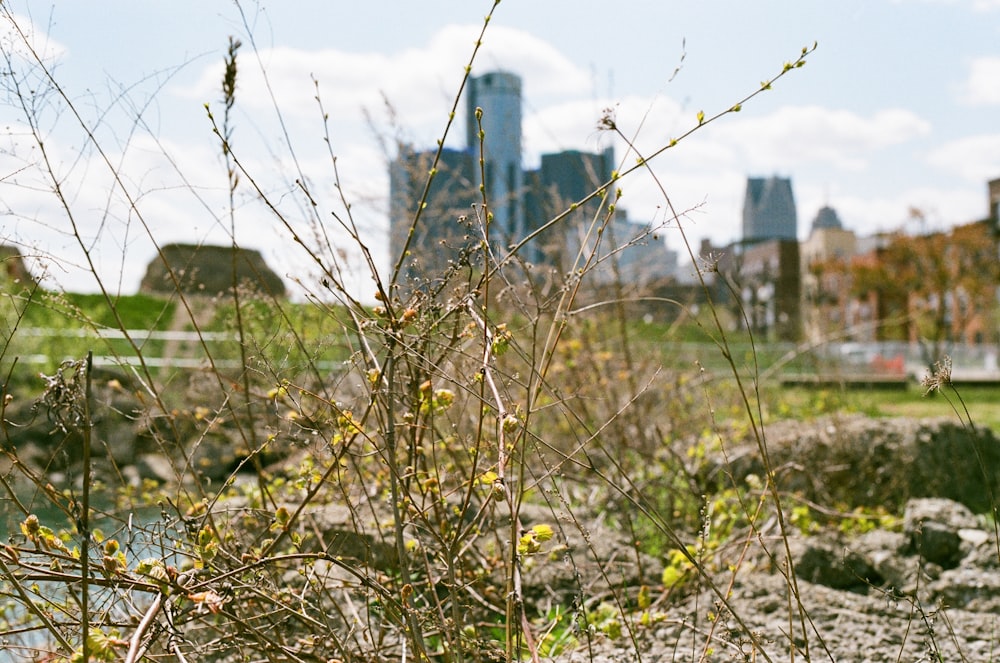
[{"xmin": 0, "ymin": 6, "xmax": 882, "ymax": 663}]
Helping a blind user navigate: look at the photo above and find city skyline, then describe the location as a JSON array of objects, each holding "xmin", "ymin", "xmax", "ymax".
[
  {"xmin": 390, "ymin": 69, "xmax": 678, "ymax": 289},
  {"xmin": 0, "ymin": 2, "xmax": 997, "ymax": 297}
]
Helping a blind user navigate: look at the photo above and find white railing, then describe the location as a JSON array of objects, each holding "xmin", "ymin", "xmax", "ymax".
[
  {"xmin": 5, "ymin": 327, "xmax": 344, "ymax": 371},
  {"xmin": 15, "ymin": 327, "xmax": 237, "ymax": 341}
]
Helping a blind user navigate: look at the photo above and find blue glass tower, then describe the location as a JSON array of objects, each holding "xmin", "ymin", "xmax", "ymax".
[
  {"xmin": 465, "ymin": 72, "xmax": 524, "ymax": 247},
  {"xmin": 743, "ymin": 176, "xmax": 798, "ymax": 242}
]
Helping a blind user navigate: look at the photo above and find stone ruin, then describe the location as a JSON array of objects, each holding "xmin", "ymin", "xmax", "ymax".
[
  {"xmin": 138, "ymin": 243, "xmax": 286, "ymax": 297},
  {"xmin": 0, "ymin": 244, "xmax": 39, "ymax": 291}
]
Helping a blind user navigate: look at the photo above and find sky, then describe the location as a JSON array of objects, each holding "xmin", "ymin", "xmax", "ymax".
[{"xmin": 1, "ymin": 0, "xmax": 999, "ymax": 299}]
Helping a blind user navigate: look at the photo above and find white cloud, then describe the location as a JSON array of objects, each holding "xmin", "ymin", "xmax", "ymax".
[
  {"xmin": 840, "ymin": 187, "xmax": 985, "ymax": 234},
  {"xmin": 523, "ymin": 94, "xmax": 693, "ymax": 167},
  {"xmin": 178, "ymin": 24, "xmax": 591, "ymax": 153},
  {"xmin": 926, "ymin": 133, "xmax": 1000, "ymax": 181},
  {"xmin": 5, "ymin": 11, "xmax": 992, "ymax": 299},
  {"xmin": 634, "ymin": 169, "xmax": 748, "ymax": 247},
  {"xmin": 711, "ymin": 106, "xmax": 931, "ymax": 171},
  {"xmin": 0, "ymin": 11, "xmax": 68, "ymax": 63},
  {"xmin": 959, "ymin": 56, "xmax": 1000, "ymax": 105}
]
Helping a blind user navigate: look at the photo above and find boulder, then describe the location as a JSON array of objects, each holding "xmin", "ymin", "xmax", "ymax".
[
  {"xmin": 3, "ymin": 366, "xmax": 151, "ymax": 470},
  {"xmin": 138, "ymin": 243, "xmax": 285, "ymax": 297},
  {"xmin": 747, "ymin": 496, "xmax": 996, "ymax": 604},
  {"xmin": 903, "ymin": 498, "xmax": 979, "ymax": 569},
  {"xmin": 790, "ymin": 537, "xmax": 882, "ymax": 592},
  {"xmin": 513, "ymin": 502, "xmax": 663, "ymax": 607},
  {"xmin": 717, "ymin": 415, "xmax": 1000, "ymax": 513},
  {"xmin": 0, "ymin": 244, "xmax": 39, "ymax": 291}
]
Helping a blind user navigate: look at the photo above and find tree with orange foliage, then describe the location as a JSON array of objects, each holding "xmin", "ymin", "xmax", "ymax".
[{"xmin": 851, "ymin": 213, "xmax": 999, "ymax": 367}]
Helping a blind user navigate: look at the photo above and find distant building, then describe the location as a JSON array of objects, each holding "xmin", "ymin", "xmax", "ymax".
[
  {"xmin": 716, "ymin": 238, "xmax": 801, "ymax": 341},
  {"xmin": 695, "ymin": 176, "xmax": 802, "ymax": 340},
  {"xmin": 525, "ymin": 148, "xmax": 678, "ymax": 285},
  {"xmin": 604, "ymin": 219, "xmax": 679, "ymax": 286},
  {"xmin": 801, "ymin": 206, "xmax": 857, "ymax": 265},
  {"xmin": 989, "ymin": 177, "xmax": 1000, "ymax": 225},
  {"xmin": 524, "ymin": 148, "xmax": 615, "ymax": 269},
  {"xmin": 388, "ymin": 70, "xmax": 679, "ymax": 292},
  {"xmin": 694, "ymin": 175, "xmax": 1000, "ymax": 348},
  {"xmin": 811, "ymin": 205, "xmax": 843, "ymax": 231},
  {"xmin": 389, "ymin": 72, "xmax": 524, "ymax": 287},
  {"xmin": 743, "ymin": 176, "xmax": 797, "ymax": 242},
  {"xmin": 466, "ymin": 72, "xmax": 525, "ymax": 247},
  {"xmin": 800, "ymin": 206, "xmax": 857, "ymax": 342},
  {"xmin": 389, "ymin": 146, "xmax": 478, "ymax": 286},
  {"xmin": 535, "ymin": 149, "xmax": 613, "ymax": 205},
  {"xmin": 696, "ymin": 178, "xmax": 809, "ymax": 340}
]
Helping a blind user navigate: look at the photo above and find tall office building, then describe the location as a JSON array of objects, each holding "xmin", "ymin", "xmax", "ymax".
[
  {"xmin": 389, "ymin": 70, "xmax": 677, "ymax": 289},
  {"xmin": 524, "ymin": 148, "xmax": 615, "ymax": 268},
  {"xmin": 465, "ymin": 72, "xmax": 525, "ymax": 247},
  {"xmin": 389, "ymin": 146, "xmax": 477, "ymax": 286},
  {"xmin": 538, "ymin": 149, "xmax": 614, "ymax": 204},
  {"xmin": 743, "ymin": 176, "xmax": 798, "ymax": 242}
]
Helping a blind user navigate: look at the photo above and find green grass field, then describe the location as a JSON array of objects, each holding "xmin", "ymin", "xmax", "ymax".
[
  {"xmin": 4, "ymin": 289, "xmax": 995, "ymax": 430},
  {"xmin": 1, "ymin": 289, "xmax": 353, "ymax": 383},
  {"xmin": 765, "ymin": 383, "xmax": 1000, "ymax": 431}
]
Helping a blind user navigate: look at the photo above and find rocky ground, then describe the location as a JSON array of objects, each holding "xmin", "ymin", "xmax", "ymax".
[
  {"xmin": 555, "ymin": 499, "xmax": 1000, "ymax": 662},
  {"xmin": 6, "ymin": 374, "xmax": 1000, "ymax": 662},
  {"xmin": 546, "ymin": 415, "xmax": 1000, "ymax": 662}
]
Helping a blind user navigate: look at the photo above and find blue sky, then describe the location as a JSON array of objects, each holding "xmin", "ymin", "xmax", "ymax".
[{"xmin": 1, "ymin": 1, "xmax": 999, "ymax": 296}]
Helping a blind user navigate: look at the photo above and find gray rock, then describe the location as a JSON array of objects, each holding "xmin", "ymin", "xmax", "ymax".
[
  {"xmin": 790, "ymin": 537, "xmax": 881, "ymax": 592},
  {"xmin": 515, "ymin": 502, "xmax": 663, "ymax": 606},
  {"xmin": 930, "ymin": 566, "xmax": 1000, "ymax": 610},
  {"xmin": 904, "ymin": 498, "xmax": 978, "ymax": 568},
  {"xmin": 851, "ymin": 529, "xmax": 912, "ymax": 591},
  {"xmin": 717, "ymin": 415, "xmax": 1000, "ymax": 513},
  {"xmin": 135, "ymin": 453, "xmax": 176, "ymax": 483},
  {"xmin": 904, "ymin": 498, "xmax": 979, "ymax": 531}
]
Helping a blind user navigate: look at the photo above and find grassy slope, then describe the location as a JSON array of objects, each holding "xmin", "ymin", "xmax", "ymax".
[
  {"xmin": 6, "ymin": 290, "xmax": 996, "ymax": 429},
  {"xmin": 764, "ymin": 383, "xmax": 1000, "ymax": 432}
]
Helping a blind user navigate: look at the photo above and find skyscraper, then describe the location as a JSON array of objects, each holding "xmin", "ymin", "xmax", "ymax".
[
  {"xmin": 388, "ymin": 70, "xmax": 677, "ymax": 289},
  {"xmin": 524, "ymin": 148, "xmax": 615, "ymax": 268},
  {"xmin": 742, "ymin": 176, "xmax": 797, "ymax": 242},
  {"xmin": 465, "ymin": 72, "xmax": 524, "ymax": 246},
  {"xmin": 389, "ymin": 146, "xmax": 477, "ymax": 286},
  {"xmin": 389, "ymin": 72, "xmax": 525, "ymax": 288}
]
